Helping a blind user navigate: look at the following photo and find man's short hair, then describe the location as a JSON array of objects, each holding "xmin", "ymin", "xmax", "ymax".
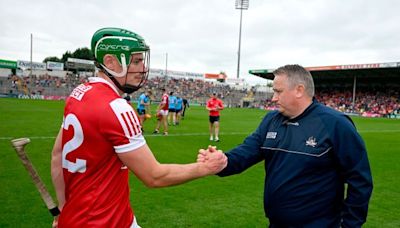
[{"xmin": 273, "ymin": 64, "xmax": 315, "ymax": 97}]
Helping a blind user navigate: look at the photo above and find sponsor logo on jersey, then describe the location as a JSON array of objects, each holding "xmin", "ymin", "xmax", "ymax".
[
  {"xmin": 306, "ymin": 136, "xmax": 317, "ymax": 147},
  {"xmin": 266, "ymin": 132, "xmax": 277, "ymax": 139}
]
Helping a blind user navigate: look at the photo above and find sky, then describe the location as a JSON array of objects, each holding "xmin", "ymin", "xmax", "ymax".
[{"xmin": 1, "ymin": 0, "xmax": 400, "ymax": 84}]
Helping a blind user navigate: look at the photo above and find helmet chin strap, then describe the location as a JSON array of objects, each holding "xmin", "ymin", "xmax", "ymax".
[
  {"xmin": 109, "ymin": 76, "xmax": 139, "ymax": 94},
  {"xmin": 96, "ymin": 54, "xmax": 141, "ymax": 94}
]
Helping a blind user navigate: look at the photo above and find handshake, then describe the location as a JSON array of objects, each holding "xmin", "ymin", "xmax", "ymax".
[{"xmin": 197, "ymin": 145, "xmax": 227, "ymax": 175}]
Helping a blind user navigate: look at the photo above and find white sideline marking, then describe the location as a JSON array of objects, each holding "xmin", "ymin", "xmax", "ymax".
[
  {"xmin": 1, "ymin": 129, "xmax": 399, "ymax": 140},
  {"xmin": 0, "ymin": 132, "xmax": 251, "ymax": 140}
]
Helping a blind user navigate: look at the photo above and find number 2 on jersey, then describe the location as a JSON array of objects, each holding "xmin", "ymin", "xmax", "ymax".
[{"xmin": 62, "ymin": 113, "xmax": 87, "ymax": 173}]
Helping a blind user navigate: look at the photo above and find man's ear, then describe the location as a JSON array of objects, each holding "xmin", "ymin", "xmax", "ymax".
[
  {"xmin": 295, "ymin": 84, "xmax": 306, "ymax": 98},
  {"xmin": 103, "ymin": 54, "xmax": 116, "ymax": 70}
]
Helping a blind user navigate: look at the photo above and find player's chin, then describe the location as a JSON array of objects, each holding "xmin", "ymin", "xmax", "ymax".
[
  {"xmin": 127, "ymin": 72, "xmax": 144, "ymax": 80},
  {"xmin": 126, "ymin": 80, "xmax": 141, "ymax": 87}
]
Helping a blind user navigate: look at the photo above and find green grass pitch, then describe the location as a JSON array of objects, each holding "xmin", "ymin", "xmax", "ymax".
[{"xmin": 0, "ymin": 98, "xmax": 399, "ymax": 227}]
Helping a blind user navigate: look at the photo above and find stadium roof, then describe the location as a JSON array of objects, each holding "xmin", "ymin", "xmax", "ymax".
[{"xmin": 249, "ymin": 62, "xmax": 400, "ymax": 81}]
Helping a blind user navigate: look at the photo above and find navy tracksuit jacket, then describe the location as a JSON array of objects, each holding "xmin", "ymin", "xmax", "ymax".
[{"xmin": 218, "ymin": 100, "xmax": 373, "ymax": 228}]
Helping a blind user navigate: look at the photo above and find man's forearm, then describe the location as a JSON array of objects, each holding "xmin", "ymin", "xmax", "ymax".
[
  {"xmin": 51, "ymin": 129, "xmax": 65, "ymax": 210},
  {"xmin": 147, "ymin": 163, "xmax": 207, "ymax": 188},
  {"xmin": 51, "ymin": 164, "xmax": 65, "ymax": 210}
]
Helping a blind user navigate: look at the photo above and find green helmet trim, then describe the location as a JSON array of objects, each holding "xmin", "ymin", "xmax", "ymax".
[{"xmin": 91, "ymin": 28, "xmax": 150, "ymax": 77}]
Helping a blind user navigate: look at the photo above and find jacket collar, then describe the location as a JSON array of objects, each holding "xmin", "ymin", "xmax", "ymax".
[{"xmin": 282, "ymin": 98, "xmax": 318, "ymax": 123}]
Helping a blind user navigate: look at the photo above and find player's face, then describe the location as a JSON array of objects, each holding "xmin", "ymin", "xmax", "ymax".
[
  {"xmin": 126, "ymin": 53, "xmax": 146, "ymax": 86},
  {"xmin": 271, "ymin": 74, "xmax": 297, "ymax": 118}
]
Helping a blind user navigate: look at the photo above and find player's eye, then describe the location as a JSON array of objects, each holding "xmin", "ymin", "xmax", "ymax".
[{"xmin": 131, "ymin": 58, "xmax": 143, "ymax": 65}]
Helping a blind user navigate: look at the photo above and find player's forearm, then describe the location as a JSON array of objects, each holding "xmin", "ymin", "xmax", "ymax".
[
  {"xmin": 147, "ymin": 163, "xmax": 208, "ymax": 188},
  {"xmin": 51, "ymin": 164, "xmax": 65, "ymax": 210},
  {"xmin": 50, "ymin": 129, "xmax": 65, "ymax": 210}
]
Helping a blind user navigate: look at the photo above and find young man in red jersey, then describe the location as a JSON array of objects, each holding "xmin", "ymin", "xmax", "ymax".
[
  {"xmin": 153, "ymin": 88, "xmax": 169, "ymax": 135},
  {"xmin": 50, "ymin": 28, "xmax": 227, "ymax": 228},
  {"xmin": 206, "ymin": 92, "xmax": 224, "ymax": 142}
]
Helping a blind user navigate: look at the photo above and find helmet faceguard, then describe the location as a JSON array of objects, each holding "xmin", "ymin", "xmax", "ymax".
[{"xmin": 91, "ymin": 28, "xmax": 150, "ymax": 93}]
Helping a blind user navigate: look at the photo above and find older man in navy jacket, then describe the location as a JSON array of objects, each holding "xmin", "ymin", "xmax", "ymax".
[{"xmin": 199, "ymin": 64, "xmax": 373, "ymax": 228}]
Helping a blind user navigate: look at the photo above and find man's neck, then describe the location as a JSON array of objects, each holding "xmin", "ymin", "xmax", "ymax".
[
  {"xmin": 289, "ymin": 99, "xmax": 313, "ymax": 119},
  {"xmin": 97, "ymin": 73, "xmax": 123, "ymax": 96}
]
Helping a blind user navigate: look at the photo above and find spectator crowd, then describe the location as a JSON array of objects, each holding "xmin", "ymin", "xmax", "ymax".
[
  {"xmin": 263, "ymin": 88, "xmax": 399, "ymax": 118},
  {"xmin": 1, "ymin": 73, "xmax": 399, "ymax": 118}
]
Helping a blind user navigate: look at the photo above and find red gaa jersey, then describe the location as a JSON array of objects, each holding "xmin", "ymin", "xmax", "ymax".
[
  {"xmin": 58, "ymin": 77, "xmax": 145, "ymax": 227},
  {"xmin": 161, "ymin": 93, "xmax": 169, "ymax": 111},
  {"xmin": 206, "ymin": 98, "xmax": 224, "ymax": 117}
]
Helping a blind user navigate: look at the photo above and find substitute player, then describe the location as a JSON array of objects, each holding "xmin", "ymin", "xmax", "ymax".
[{"xmin": 50, "ymin": 27, "xmax": 227, "ymax": 228}]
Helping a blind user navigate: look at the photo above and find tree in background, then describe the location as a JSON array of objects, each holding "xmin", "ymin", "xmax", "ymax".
[
  {"xmin": 72, "ymin": 47, "xmax": 93, "ymax": 60},
  {"xmin": 43, "ymin": 48, "xmax": 93, "ymax": 63},
  {"xmin": 43, "ymin": 56, "xmax": 61, "ymax": 63},
  {"xmin": 61, "ymin": 51, "xmax": 73, "ymax": 62}
]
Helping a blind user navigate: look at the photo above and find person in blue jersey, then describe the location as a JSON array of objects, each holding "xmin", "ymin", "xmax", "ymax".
[
  {"xmin": 137, "ymin": 90, "xmax": 151, "ymax": 128},
  {"xmin": 175, "ymin": 95, "xmax": 183, "ymax": 125},
  {"xmin": 168, "ymin": 91, "xmax": 177, "ymax": 125},
  {"xmin": 198, "ymin": 64, "xmax": 373, "ymax": 228}
]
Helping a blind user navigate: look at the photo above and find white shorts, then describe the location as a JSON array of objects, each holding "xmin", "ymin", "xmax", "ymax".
[
  {"xmin": 159, "ymin": 109, "xmax": 169, "ymax": 116},
  {"xmin": 130, "ymin": 216, "xmax": 141, "ymax": 228}
]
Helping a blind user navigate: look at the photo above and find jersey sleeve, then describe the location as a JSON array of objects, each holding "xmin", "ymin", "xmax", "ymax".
[
  {"xmin": 218, "ymin": 100, "xmax": 224, "ymax": 109},
  {"xmin": 206, "ymin": 100, "xmax": 211, "ymax": 108},
  {"xmin": 100, "ymin": 98, "xmax": 146, "ymax": 153}
]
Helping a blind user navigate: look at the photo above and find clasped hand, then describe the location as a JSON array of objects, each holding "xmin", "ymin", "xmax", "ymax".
[{"xmin": 197, "ymin": 145, "xmax": 227, "ymax": 175}]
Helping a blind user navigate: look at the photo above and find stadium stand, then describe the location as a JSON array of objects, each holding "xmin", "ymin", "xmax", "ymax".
[
  {"xmin": 1, "ymin": 61, "xmax": 399, "ymax": 118},
  {"xmin": 0, "ymin": 71, "xmax": 259, "ymax": 107},
  {"xmin": 250, "ymin": 62, "xmax": 400, "ymax": 118}
]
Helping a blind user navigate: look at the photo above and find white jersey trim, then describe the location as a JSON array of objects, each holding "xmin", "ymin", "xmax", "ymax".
[
  {"xmin": 261, "ymin": 146, "xmax": 332, "ymax": 157},
  {"xmin": 88, "ymin": 77, "xmax": 120, "ymax": 96},
  {"xmin": 114, "ymin": 138, "xmax": 146, "ymax": 153},
  {"xmin": 109, "ymin": 98, "xmax": 146, "ymax": 153}
]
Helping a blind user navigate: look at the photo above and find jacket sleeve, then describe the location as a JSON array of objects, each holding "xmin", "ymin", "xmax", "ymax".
[
  {"xmin": 217, "ymin": 114, "xmax": 269, "ymax": 176},
  {"xmin": 332, "ymin": 116, "xmax": 373, "ymax": 228}
]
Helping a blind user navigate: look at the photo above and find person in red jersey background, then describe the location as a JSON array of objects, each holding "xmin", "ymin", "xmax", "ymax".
[
  {"xmin": 206, "ymin": 92, "xmax": 224, "ymax": 142},
  {"xmin": 153, "ymin": 88, "xmax": 169, "ymax": 135},
  {"xmin": 50, "ymin": 27, "xmax": 227, "ymax": 228}
]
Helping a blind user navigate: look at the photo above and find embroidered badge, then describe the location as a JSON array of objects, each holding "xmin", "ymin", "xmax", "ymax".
[
  {"xmin": 306, "ymin": 136, "xmax": 317, "ymax": 147},
  {"xmin": 266, "ymin": 132, "xmax": 277, "ymax": 139}
]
